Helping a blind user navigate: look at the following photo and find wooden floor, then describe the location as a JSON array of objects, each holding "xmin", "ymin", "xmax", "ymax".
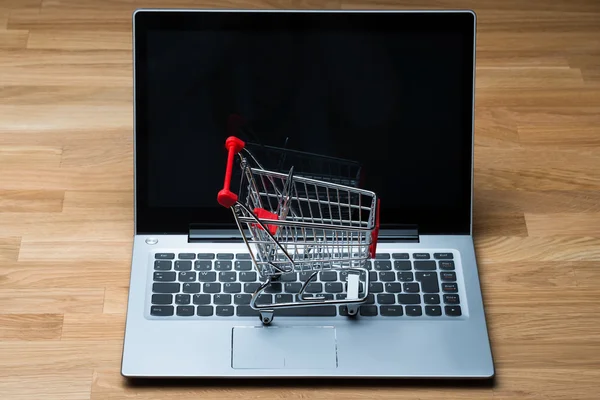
[{"xmin": 1, "ymin": 0, "xmax": 599, "ymax": 399}]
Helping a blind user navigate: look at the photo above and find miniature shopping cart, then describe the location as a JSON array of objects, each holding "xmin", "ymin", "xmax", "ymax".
[{"xmin": 217, "ymin": 136, "xmax": 380, "ymax": 324}]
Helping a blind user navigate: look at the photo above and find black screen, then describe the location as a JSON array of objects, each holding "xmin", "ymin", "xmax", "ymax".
[{"xmin": 135, "ymin": 11, "xmax": 475, "ymax": 234}]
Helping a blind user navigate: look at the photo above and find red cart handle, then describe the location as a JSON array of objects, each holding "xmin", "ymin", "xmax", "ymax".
[
  {"xmin": 217, "ymin": 136, "xmax": 246, "ymax": 208},
  {"xmin": 369, "ymin": 199, "xmax": 381, "ymax": 258}
]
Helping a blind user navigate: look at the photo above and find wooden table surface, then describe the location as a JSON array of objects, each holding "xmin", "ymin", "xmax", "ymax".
[{"xmin": 1, "ymin": 0, "xmax": 599, "ymax": 399}]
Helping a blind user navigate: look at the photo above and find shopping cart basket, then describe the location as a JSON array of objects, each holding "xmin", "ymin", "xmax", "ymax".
[{"xmin": 217, "ymin": 136, "xmax": 380, "ymax": 324}]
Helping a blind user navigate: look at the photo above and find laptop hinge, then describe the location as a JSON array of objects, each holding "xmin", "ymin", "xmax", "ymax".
[
  {"xmin": 188, "ymin": 225, "xmax": 243, "ymax": 243},
  {"xmin": 377, "ymin": 225, "xmax": 420, "ymax": 243}
]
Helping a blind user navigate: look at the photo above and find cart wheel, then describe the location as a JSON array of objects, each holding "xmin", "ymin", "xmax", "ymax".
[
  {"xmin": 259, "ymin": 310, "xmax": 274, "ymax": 325},
  {"xmin": 346, "ymin": 305, "xmax": 360, "ymax": 317}
]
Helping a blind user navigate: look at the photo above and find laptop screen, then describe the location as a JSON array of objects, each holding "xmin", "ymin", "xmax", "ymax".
[{"xmin": 134, "ymin": 11, "xmax": 475, "ymax": 235}]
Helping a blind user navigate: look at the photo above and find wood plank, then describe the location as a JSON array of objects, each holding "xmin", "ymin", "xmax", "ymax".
[
  {"xmin": 0, "ymin": 314, "xmax": 63, "ymax": 340},
  {"xmin": 0, "ymin": 289, "xmax": 104, "ymax": 313},
  {"xmin": 474, "ymin": 189, "xmax": 600, "ymax": 213},
  {"xmin": 0, "ymin": 372, "xmax": 93, "ymax": 400},
  {"xmin": 18, "ymin": 240, "xmax": 131, "ymax": 261},
  {"xmin": 0, "ymin": 29, "xmax": 28, "ymax": 49},
  {"xmin": 61, "ymin": 313, "xmax": 125, "ymax": 340},
  {"xmin": 0, "ymin": 86, "xmax": 131, "ymax": 105},
  {"xmin": 0, "ymin": 145, "xmax": 62, "ymax": 167},
  {"xmin": 526, "ymin": 213, "xmax": 600, "ymax": 236},
  {"xmin": 473, "ymin": 212, "xmax": 528, "ymax": 236},
  {"xmin": 476, "ymin": 68, "xmax": 585, "ymax": 89},
  {"xmin": 0, "ymin": 190, "xmax": 64, "ymax": 212},
  {"xmin": 28, "ymin": 30, "xmax": 131, "ymax": 50},
  {"xmin": 0, "ymin": 261, "xmax": 130, "ymax": 289},
  {"xmin": 479, "ymin": 262, "xmax": 579, "ymax": 290},
  {"xmin": 0, "ymin": 237, "xmax": 21, "ymax": 261},
  {"xmin": 103, "ymin": 287, "xmax": 129, "ymax": 314},
  {"xmin": 474, "ymin": 236, "xmax": 600, "ymax": 262}
]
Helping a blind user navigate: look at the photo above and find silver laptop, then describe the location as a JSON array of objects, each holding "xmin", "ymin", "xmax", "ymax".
[{"xmin": 122, "ymin": 9, "xmax": 494, "ymax": 378}]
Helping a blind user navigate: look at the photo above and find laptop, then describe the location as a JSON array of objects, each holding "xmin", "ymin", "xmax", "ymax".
[{"xmin": 122, "ymin": 9, "xmax": 494, "ymax": 378}]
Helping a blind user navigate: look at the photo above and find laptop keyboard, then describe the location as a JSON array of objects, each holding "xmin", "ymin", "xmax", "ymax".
[{"xmin": 149, "ymin": 252, "xmax": 463, "ymax": 319}]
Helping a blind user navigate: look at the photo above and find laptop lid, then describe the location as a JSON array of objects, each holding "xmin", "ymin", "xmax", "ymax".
[{"xmin": 133, "ymin": 10, "xmax": 476, "ymax": 236}]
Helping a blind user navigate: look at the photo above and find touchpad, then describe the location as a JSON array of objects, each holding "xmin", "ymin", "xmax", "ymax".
[{"xmin": 232, "ymin": 326, "xmax": 337, "ymax": 369}]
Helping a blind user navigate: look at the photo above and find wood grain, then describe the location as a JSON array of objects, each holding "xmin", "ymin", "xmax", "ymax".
[{"xmin": 1, "ymin": 0, "xmax": 600, "ymax": 399}]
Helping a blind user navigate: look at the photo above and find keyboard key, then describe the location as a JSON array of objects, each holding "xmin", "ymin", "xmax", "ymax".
[
  {"xmin": 360, "ymin": 305, "xmax": 378, "ymax": 316},
  {"xmin": 439, "ymin": 261, "xmax": 455, "ymax": 270},
  {"xmin": 153, "ymin": 271, "xmax": 176, "ymax": 282},
  {"xmin": 174, "ymin": 260, "xmax": 192, "ymax": 271},
  {"xmin": 392, "ymin": 253, "xmax": 410, "ymax": 259},
  {"xmin": 197, "ymin": 253, "xmax": 215, "ymax": 260},
  {"xmin": 217, "ymin": 253, "xmax": 234, "ymax": 260},
  {"xmin": 364, "ymin": 294, "xmax": 375, "ymax": 304},
  {"xmin": 178, "ymin": 253, "xmax": 196, "ymax": 260},
  {"xmin": 223, "ymin": 282, "xmax": 241, "ymax": 293},
  {"xmin": 325, "ymin": 282, "xmax": 343, "ymax": 293},
  {"xmin": 375, "ymin": 253, "xmax": 390, "ymax": 259},
  {"xmin": 374, "ymin": 261, "xmax": 392, "ymax": 271},
  {"xmin": 394, "ymin": 261, "xmax": 412, "ymax": 270},
  {"xmin": 151, "ymin": 294, "xmax": 172, "ymax": 304},
  {"xmin": 214, "ymin": 294, "xmax": 232, "ymax": 305},
  {"xmin": 406, "ymin": 306, "xmax": 423, "ymax": 316},
  {"xmin": 403, "ymin": 282, "xmax": 420, "ymax": 293},
  {"xmin": 368, "ymin": 271, "xmax": 378, "ymax": 281},
  {"xmin": 236, "ymin": 253, "xmax": 252, "ymax": 260},
  {"xmin": 281, "ymin": 273, "xmax": 298, "ymax": 282},
  {"xmin": 155, "ymin": 253, "xmax": 175, "ymax": 260},
  {"xmin": 398, "ymin": 294, "xmax": 421, "ymax": 304},
  {"xmin": 320, "ymin": 294, "xmax": 334, "ymax": 301},
  {"xmin": 441, "ymin": 272, "xmax": 457, "ymax": 281},
  {"xmin": 214, "ymin": 261, "xmax": 232, "ymax": 271},
  {"xmin": 381, "ymin": 305, "xmax": 403, "ymax": 316},
  {"xmin": 445, "ymin": 305, "xmax": 462, "ymax": 317},
  {"xmin": 320, "ymin": 271, "xmax": 337, "ymax": 281},
  {"xmin": 219, "ymin": 272, "xmax": 237, "ymax": 282},
  {"xmin": 442, "ymin": 283, "xmax": 458, "ymax": 293},
  {"xmin": 434, "ymin": 253, "xmax": 454, "ymax": 260},
  {"xmin": 176, "ymin": 306, "xmax": 195, "ymax": 316},
  {"xmin": 154, "ymin": 260, "xmax": 172, "ymax": 270},
  {"xmin": 183, "ymin": 282, "xmax": 200, "ymax": 293},
  {"xmin": 299, "ymin": 271, "xmax": 316, "ymax": 281},
  {"xmin": 198, "ymin": 271, "xmax": 216, "ymax": 282},
  {"xmin": 151, "ymin": 305, "xmax": 174, "ymax": 316},
  {"xmin": 152, "ymin": 283, "xmax": 179, "ymax": 293},
  {"xmin": 193, "ymin": 294, "xmax": 210, "ymax": 305},
  {"xmin": 275, "ymin": 294, "xmax": 294, "ymax": 303},
  {"xmin": 336, "ymin": 294, "xmax": 347, "ymax": 300},
  {"xmin": 265, "ymin": 283, "xmax": 283, "ymax": 294},
  {"xmin": 424, "ymin": 294, "xmax": 441, "ymax": 304},
  {"xmin": 377, "ymin": 294, "xmax": 396, "ymax": 304},
  {"xmin": 369, "ymin": 282, "xmax": 384, "ymax": 293},
  {"xmin": 384, "ymin": 283, "xmax": 402, "ymax": 293},
  {"xmin": 306, "ymin": 283, "xmax": 323, "ymax": 293},
  {"xmin": 425, "ymin": 306, "xmax": 442, "ymax": 316},
  {"xmin": 284, "ymin": 282, "xmax": 302, "ymax": 293},
  {"xmin": 194, "ymin": 261, "xmax": 212, "ymax": 271},
  {"xmin": 444, "ymin": 294, "xmax": 460, "ymax": 304},
  {"xmin": 245, "ymin": 282, "xmax": 262, "ymax": 293},
  {"xmin": 175, "ymin": 294, "xmax": 190, "ymax": 305},
  {"xmin": 379, "ymin": 271, "xmax": 395, "ymax": 282},
  {"xmin": 339, "ymin": 270, "xmax": 349, "ymax": 281},
  {"xmin": 397, "ymin": 272, "xmax": 414, "ymax": 282},
  {"xmin": 277, "ymin": 306, "xmax": 337, "ymax": 317},
  {"xmin": 196, "ymin": 306, "xmax": 214, "ymax": 316},
  {"xmin": 364, "ymin": 261, "xmax": 373, "ymax": 270},
  {"xmin": 255, "ymin": 294, "xmax": 272, "ymax": 305},
  {"xmin": 234, "ymin": 294, "xmax": 252, "ymax": 305},
  {"xmin": 203, "ymin": 283, "xmax": 221, "ymax": 293},
  {"xmin": 414, "ymin": 261, "xmax": 436, "ymax": 270},
  {"xmin": 416, "ymin": 272, "xmax": 440, "ymax": 293},
  {"xmin": 234, "ymin": 261, "xmax": 252, "ymax": 271},
  {"xmin": 178, "ymin": 271, "xmax": 196, "ymax": 282},
  {"xmin": 237, "ymin": 305, "xmax": 260, "ymax": 316},
  {"xmin": 239, "ymin": 271, "xmax": 257, "ymax": 282},
  {"xmin": 413, "ymin": 253, "xmax": 430, "ymax": 259}
]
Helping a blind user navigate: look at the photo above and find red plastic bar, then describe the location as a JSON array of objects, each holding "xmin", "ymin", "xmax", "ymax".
[{"xmin": 217, "ymin": 136, "xmax": 245, "ymax": 208}]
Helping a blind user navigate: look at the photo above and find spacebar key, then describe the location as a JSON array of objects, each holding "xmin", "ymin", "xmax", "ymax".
[{"xmin": 277, "ymin": 306, "xmax": 337, "ymax": 317}]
